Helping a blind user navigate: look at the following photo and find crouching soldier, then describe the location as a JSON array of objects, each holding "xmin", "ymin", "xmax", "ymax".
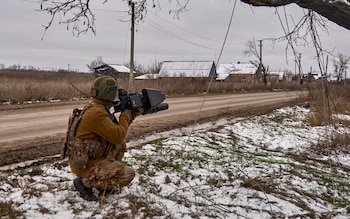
[{"xmin": 61, "ymin": 75, "xmax": 142, "ymax": 201}]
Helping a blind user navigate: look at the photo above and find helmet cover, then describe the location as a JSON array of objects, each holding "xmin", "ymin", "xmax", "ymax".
[{"xmin": 91, "ymin": 76, "xmax": 118, "ymax": 101}]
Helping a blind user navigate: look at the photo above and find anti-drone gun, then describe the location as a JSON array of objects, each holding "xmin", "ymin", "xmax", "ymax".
[{"xmin": 112, "ymin": 88, "xmax": 169, "ymax": 116}]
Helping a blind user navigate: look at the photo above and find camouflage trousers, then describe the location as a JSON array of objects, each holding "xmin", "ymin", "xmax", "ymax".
[
  {"xmin": 82, "ymin": 159, "xmax": 135, "ymax": 192},
  {"xmin": 81, "ymin": 143, "xmax": 135, "ymax": 192}
]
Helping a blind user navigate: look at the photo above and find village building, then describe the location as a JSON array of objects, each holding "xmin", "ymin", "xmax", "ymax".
[
  {"xmin": 267, "ymin": 71, "xmax": 285, "ymax": 82},
  {"xmin": 217, "ymin": 62, "xmax": 292, "ymax": 84},
  {"xmin": 158, "ymin": 61, "xmax": 217, "ymax": 78},
  {"xmin": 135, "ymin": 73, "xmax": 159, "ymax": 80},
  {"xmin": 217, "ymin": 62, "xmax": 258, "ymax": 83},
  {"xmin": 93, "ymin": 64, "xmax": 135, "ymax": 79}
]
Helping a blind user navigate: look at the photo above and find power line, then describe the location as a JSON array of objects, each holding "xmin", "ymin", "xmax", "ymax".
[
  {"xmin": 147, "ymin": 10, "xmax": 223, "ymax": 44},
  {"xmin": 187, "ymin": 0, "xmax": 238, "ymax": 141},
  {"xmin": 147, "ymin": 9, "xmax": 242, "ymax": 47},
  {"xmin": 24, "ymin": 0, "xmax": 239, "ymax": 50},
  {"xmin": 144, "ymin": 18, "xmax": 217, "ymax": 51}
]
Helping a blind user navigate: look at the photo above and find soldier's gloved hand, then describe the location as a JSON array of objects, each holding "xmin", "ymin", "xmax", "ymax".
[
  {"xmin": 121, "ymin": 109, "xmax": 133, "ymax": 122},
  {"xmin": 132, "ymin": 107, "xmax": 144, "ymax": 117}
]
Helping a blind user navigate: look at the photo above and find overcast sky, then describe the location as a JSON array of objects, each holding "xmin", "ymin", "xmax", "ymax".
[{"xmin": 1, "ymin": 0, "xmax": 349, "ymax": 73}]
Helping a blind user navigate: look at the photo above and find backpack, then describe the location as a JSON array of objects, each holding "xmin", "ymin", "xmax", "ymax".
[
  {"xmin": 60, "ymin": 104, "xmax": 110, "ymax": 168},
  {"xmin": 61, "ymin": 107, "xmax": 84, "ymax": 160}
]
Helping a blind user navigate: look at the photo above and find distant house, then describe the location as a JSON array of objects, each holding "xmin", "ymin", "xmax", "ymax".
[
  {"xmin": 158, "ymin": 61, "xmax": 217, "ymax": 78},
  {"xmin": 93, "ymin": 64, "xmax": 135, "ymax": 79},
  {"xmin": 217, "ymin": 62, "xmax": 257, "ymax": 83},
  {"xmin": 135, "ymin": 73, "xmax": 159, "ymax": 80},
  {"xmin": 303, "ymin": 72, "xmax": 322, "ymax": 80},
  {"xmin": 267, "ymin": 71, "xmax": 284, "ymax": 82},
  {"xmin": 216, "ymin": 64, "xmax": 233, "ymax": 81}
]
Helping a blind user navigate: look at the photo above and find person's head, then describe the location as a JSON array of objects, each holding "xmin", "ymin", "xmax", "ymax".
[{"xmin": 91, "ymin": 76, "xmax": 118, "ymax": 102}]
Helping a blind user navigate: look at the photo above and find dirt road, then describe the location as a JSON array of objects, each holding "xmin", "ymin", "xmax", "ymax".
[{"xmin": 0, "ymin": 91, "xmax": 305, "ymax": 166}]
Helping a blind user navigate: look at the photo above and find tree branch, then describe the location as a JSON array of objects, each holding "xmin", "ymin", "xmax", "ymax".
[
  {"xmin": 39, "ymin": 0, "xmax": 96, "ymax": 38},
  {"xmin": 241, "ymin": 0, "xmax": 350, "ymax": 30}
]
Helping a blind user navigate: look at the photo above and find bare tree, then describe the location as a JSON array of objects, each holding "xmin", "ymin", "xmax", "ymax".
[
  {"xmin": 239, "ymin": 0, "xmax": 350, "ymax": 78},
  {"xmin": 332, "ymin": 53, "xmax": 350, "ymax": 83},
  {"xmin": 243, "ymin": 38, "xmax": 260, "ymax": 66},
  {"xmin": 86, "ymin": 57, "xmax": 105, "ymax": 73},
  {"xmin": 145, "ymin": 58, "xmax": 163, "ymax": 74},
  {"xmin": 243, "ymin": 38, "xmax": 268, "ymax": 84},
  {"xmin": 241, "ymin": 0, "xmax": 350, "ymax": 31},
  {"xmin": 38, "ymin": 0, "xmax": 349, "ymax": 80},
  {"xmin": 39, "ymin": 0, "xmax": 190, "ymax": 37},
  {"xmin": 38, "ymin": 0, "xmax": 350, "ymax": 37}
]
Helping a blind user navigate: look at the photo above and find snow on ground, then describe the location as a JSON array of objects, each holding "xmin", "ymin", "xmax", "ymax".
[{"xmin": 1, "ymin": 105, "xmax": 350, "ymax": 218}]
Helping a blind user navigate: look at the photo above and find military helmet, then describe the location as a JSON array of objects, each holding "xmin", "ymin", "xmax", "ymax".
[{"xmin": 91, "ymin": 76, "xmax": 118, "ymax": 101}]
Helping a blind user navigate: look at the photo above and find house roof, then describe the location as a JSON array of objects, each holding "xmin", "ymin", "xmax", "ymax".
[
  {"xmin": 108, "ymin": 64, "xmax": 135, "ymax": 73},
  {"xmin": 159, "ymin": 61, "xmax": 215, "ymax": 77},
  {"xmin": 94, "ymin": 64, "xmax": 135, "ymax": 73},
  {"xmin": 216, "ymin": 64, "xmax": 232, "ymax": 80},
  {"xmin": 269, "ymin": 71, "xmax": 285, "ymax": 80},
  {"xmin": 135, "ymin": 73, "xmax": 158, "ymax": 80},
  {"xmin": 217, "ymin": 63, "xmax": 257, "ymax": 80},
  {"xmin": 233, "ymin": 63, "xmax": 257, "ymax": 74}
]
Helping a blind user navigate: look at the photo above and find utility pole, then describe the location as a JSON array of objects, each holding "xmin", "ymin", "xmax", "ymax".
[
  {"xmin": 129, "ymin": 0, "xmax": 135, "ymax": 91},
  {"xmin": 325, "ymin": 55, "xmax": 329, "ymax": 79},
  {"xmin": 298, "ymin": 53, "xmax": 302, "ymax": 84},
  {"xmin": 259, "ymin": 40, "xmax": 262, "ymax": 69},
  {"xmin": 258, "ymin": 39, "xmax": 267, "ymax": 84}
]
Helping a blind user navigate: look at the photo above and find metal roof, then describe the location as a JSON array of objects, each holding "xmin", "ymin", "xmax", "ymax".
[
  {"xmin": 217, "ymin": 63, "xmax": 257, "ymax": 80},
  {"xmin": 93, "ymin": 64, "xmax": 135, "ymax": 73},
  {"xmin": 109, "ymin": 64, "xmax": 135, "ymax": 73},
  {"xmin": 159, "ymin": 61, "xmax": 215, "ymax": 77},
  {"xmin": 216, "ymin": 64, "xmax": 232, "ymax": 80},
  {"xmin": 233, "ymin": 63, "xmax": 257, "ymax": 74},
  {"xmin": 135, "ymin": 73, "xmax": 158, "ymax": 80}
]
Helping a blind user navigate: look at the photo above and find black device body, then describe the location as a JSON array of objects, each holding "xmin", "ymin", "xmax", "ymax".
[{"xmin": 112, "ymin": 88, "xmax": 169, "ymax": 115}]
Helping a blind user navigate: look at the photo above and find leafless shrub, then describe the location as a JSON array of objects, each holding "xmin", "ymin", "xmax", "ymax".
[
  {"xmin": 307, "ymin": 84, "xmax": 350, "ymax": 126},
  {"xmin": 0, "ymin": 69, "xmax": 308, "ymax": 105},
  {"xmin": 0, "ymin": 201, "xmax": 24, "ymax": 219},
  {"xmin": 0, "ymin": 70, "xmax": 94, "ymax": 104},
  {"xmin": 241, "ymin": 176, "xmax": 277, "ymax": 194},
  {"xmin": 310, "ymin": 132, "xmax": 350, "ymax": 156}
]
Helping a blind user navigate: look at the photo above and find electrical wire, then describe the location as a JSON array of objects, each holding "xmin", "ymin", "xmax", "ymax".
[
  {"xmin": 144, "ymin": 17, "xmax": 218, "ymax": 51},
  {"xmin": 277, "ymin": 5, "xmax": 343, "ymax": 212},
  {"xmin": 147, "ymin": 9, "xmax": 227, "ymax": 44},
  {"xmin": 188, "ymin": 0, "xmax": 237, "ymax": 136},
  {"xmin": 179, "ymin": 1, "xmax": 238, "ymax": 209},
  {"xmin": 178, "ymin": 1, "xmax": 274, "ymax": 214}
]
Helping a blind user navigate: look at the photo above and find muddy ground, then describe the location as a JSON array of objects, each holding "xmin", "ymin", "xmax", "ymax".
[{"xmin": 0, "ymin": 99, "xmax": 302, "ymax": 166}]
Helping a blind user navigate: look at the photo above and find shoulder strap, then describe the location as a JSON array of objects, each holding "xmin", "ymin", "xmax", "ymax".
[{"xmin": 88, "ymin": 102, "xmax": 117, "ymax": 124}]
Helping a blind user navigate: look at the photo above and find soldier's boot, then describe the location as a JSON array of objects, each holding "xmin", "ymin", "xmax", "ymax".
[{"xmin": 73, "ymin": 178, "xmax": 99, "ymax": 201}]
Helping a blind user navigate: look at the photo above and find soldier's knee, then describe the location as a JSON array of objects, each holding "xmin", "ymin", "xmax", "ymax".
[{"xmin": 120, "ymin": 165, "xmax": 135, "ymax": 186}]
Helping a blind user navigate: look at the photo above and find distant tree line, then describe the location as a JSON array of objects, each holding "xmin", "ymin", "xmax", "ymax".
[
  {"xmin": 0, "ymin": 63, "xmax": 79, "ymax": 72},
  {"xmin": 86, "ymin": 57, "xmax": 163, "ymax": 74},
  {"xmin": 0, "ymin": 63, "xmax": 41, "ymax": 71}
]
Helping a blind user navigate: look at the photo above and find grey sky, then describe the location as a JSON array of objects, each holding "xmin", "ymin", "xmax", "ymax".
[{"xmin": 1, "ymin": 0, "xmax": 349, "ymax": 72}]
